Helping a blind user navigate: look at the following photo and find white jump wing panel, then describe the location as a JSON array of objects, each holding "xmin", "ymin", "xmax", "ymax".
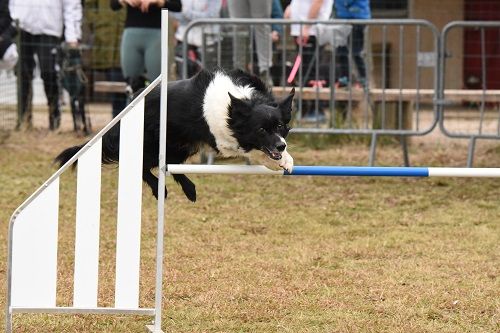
[
  {"xmin": 115, "ymin": 99, "xmax": 145, "ymax": 309},
  {"xmin": 11, "ymin": 178, "xmax": 60, "ymax": 307},
  {"xmin": 73, "ymin": 140, "xmax": 102, "ymax": 307}
]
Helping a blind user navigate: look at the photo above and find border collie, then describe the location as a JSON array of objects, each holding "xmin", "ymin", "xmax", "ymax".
[{"xmin": 55, "ymin": 69, "xmax": 295, "ymax": 202}]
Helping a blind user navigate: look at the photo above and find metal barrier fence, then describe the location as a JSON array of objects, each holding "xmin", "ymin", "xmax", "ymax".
[
  {"xmin": 439, "ymin": 21, "xmax": 500, "ymax": 167},
  {"xmin": 2, "ymin": 13, "xmax": 500, "ymax": 166},
  {"xmin": 181, "ymin": 18, "xmax": 441, "ymax": 165}
]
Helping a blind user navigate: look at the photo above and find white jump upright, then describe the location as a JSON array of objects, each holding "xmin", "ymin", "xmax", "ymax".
[{"xmin": 6, "ymin": 12, "xmax": 169, "ymax": 333}]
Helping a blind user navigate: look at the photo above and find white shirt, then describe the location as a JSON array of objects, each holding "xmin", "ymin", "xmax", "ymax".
[
  {"xmin": 289, "ymin": 0, "xmax": 334, "ymax": 37},
  {"xmin": 10, "ymin": 0, "xmax": 82, "ymax": 42}
]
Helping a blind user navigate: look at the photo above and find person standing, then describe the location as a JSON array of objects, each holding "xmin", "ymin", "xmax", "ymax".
[
  {"xmin": 248, "ymin": 0, "xmax": 283, "ymax": 82},
  {"xmin": 227, "ymin": 0, "xmax": 273, "ymax": 86},
  {"xmin": 171, "ymin": 0, "xmax": 222, "ymax": 79},
  {"xmin": 285, "ymin": 0, "xmax": 333, "ymax": 121},
  {"xmin": 285, "ymin": 0, "xmax": 333, "ymax": 85},
  {"xmin": 334, "ymin": 0, "xmax": 371, "ymax": 88},
  {"xmin": 110, "ymin": 0, "xmax": 181, "ymax": 93},
  {"xmin": 85, "ymin": 0, "xmax": 127, "ymax": 118},
  {"xmin": 10, "ymin": 0, "xmax": 82, "ymax": 130}
]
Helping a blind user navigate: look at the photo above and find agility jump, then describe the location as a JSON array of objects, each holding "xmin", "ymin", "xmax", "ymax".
[{"xmin": 6, "ymin": 10, "xmax": 500, "ymax": 333}]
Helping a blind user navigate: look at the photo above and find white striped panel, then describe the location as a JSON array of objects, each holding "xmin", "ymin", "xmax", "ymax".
[
  {"xmin": 11, "ymin": 178, "xmax": 60, "ymax": 307},
  {"xmin": 73, "ymin": 140, "xmax": 102, "ymax": 307},
  {"xmin": 115, "ymin": 99, "xmax": 144, "ymax": 309},
  {"xmin": 429, "ymin": 167, "xmax": 500, "ymax": 177}
]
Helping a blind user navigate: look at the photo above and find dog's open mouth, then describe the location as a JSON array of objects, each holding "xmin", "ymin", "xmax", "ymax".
[{"xmin": 262, "ymin": 147, "xmax": 282, "ymax": 161}]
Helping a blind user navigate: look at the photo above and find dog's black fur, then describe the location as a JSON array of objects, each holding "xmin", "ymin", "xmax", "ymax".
[{"xmin": 55, "ymin": 69, "xmax": 295, "ymax": 202}]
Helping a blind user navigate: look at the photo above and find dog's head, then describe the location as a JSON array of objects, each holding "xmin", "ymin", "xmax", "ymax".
[{"xmin": 228, "ymin": 88, "xmax": 295, "ymax": 160}]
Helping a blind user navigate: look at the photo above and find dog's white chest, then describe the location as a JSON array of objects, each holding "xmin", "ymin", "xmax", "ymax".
[{"xmin": 202, "ymin": 72, "xmax": 253, "ymax": 157}]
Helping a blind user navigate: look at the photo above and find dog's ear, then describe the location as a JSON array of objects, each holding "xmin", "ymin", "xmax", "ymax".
[
  {"xmin": 228, "ymin": 92, "xmax": 250, "ymax": 115},
  {"xmin": 279, "ymin": 87, "xmax": 295, "ymax": 123}
]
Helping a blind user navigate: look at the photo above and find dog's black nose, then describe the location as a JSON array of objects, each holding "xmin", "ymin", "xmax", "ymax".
[{"xmin": 276, "ymin": 142, "xmax": 286, "ymax": 152}]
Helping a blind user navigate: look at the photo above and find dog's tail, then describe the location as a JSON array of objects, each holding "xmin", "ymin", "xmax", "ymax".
[
  {"xmin": 55, "ymin": 125, "xmax": 121, "ymax": 168},
  {"xmin": 54, "ymin": 144, "xmax": 84, "ymax": 168}
]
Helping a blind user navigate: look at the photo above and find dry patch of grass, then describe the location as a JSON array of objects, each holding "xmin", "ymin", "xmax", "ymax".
[{"xmin": 0, "ymin": 129, "xmax": 499, "ymax": 332}]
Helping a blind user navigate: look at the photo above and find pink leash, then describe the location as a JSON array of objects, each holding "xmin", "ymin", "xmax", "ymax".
[{"xmin": 287, "ymin": 55, "xmax": 302, "ymax": 84}]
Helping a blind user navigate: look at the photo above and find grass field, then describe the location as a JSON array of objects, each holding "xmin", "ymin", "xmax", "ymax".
[{"xmin": 0, "ymin": 126, "xmax": 499, "ymax": 333}]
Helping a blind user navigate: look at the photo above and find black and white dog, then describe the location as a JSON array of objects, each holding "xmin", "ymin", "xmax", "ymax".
[{"xmin": 55, "ymin": 69, "xmax": 295, "ymax": 202}]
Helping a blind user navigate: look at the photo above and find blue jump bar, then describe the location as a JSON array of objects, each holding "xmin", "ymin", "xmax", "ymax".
[
  {"xmin": 285, "ymin": 166, "xmax": 430, "ymax": 177},
  {"xmin": 167, "ymin": 165, "xmax": 500, "ymax": 177}
]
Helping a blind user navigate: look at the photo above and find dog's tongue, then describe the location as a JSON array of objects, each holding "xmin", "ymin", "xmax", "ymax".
[
  {"xmin": 270, "ymin": 151, "xmax": 282, "ymax": 160},
  {"xmin": 262, "ymin": 147, "xmax": 282, "ymax": 160}
]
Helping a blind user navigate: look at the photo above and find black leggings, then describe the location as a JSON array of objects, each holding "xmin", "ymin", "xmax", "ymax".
[
  {"xmin": 294, "ymin": 36, "xmax": 329, "ymax": 86},
  {"xmin": 18, "ymin": 31, "xmax": 61, "ymax": 129},
  {"xmin": 336, "ymin": 24, "xmax": 367, "ymax": 81}
]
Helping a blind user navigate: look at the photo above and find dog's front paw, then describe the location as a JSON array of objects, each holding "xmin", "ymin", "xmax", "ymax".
[{"xmin": 279, "ymin": 151, "xmax": 294, "ymax": 173}]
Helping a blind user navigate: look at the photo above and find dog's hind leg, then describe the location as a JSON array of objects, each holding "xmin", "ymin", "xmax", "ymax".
[
  {"xmin": 142, "ymin": 169, "xmax": 167, "ymax": 200},
  {"xmin": 172, "ymin": 174, "xmax": 196, "ymax": 202},
  {"xmin": 165, "ymin": 146, "xmax": 197, "ymax": 202},
  {"xmin": 142, "ymin": 169, "xmax": 195, "ymax": 202}
]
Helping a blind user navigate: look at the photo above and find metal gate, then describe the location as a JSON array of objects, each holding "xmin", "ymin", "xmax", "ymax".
[
  {"xmin": 180, "ymin": 18, "xmax": 441, "ymax": 165},
  {"xmin": 439, "ymin": 21, "xmax": 500, "ymax": 167}
]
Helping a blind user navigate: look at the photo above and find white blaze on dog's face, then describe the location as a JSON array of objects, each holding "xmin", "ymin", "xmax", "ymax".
[
  {"xmin": 277, "ymin": 136, "xmax": 294, "ymax": 173},
  {"xmin": 228, "ymin": 88, "xmax": 295, "ymax": 172}
]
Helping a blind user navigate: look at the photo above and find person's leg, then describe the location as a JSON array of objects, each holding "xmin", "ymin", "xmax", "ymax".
[
  {"xmin": 106, "ymin": 68, "xmax": 127, "ymax": 117},
  {"xmin": 301, "ymin": 37, "xmax": 325, "ymax": 120},
  {"xmin": 336, "ymin": 45, "xmax": 349, "ymax": 87},
  {"xmin": 301, "ymin": 36, "xmax": 319, "ymax": 86},
  {"xmin": 295, "ymin": 38, "xmax": 312, "ymax": 118},
  {"xmin": 202, "ymin": 41, "xmax": 218, "ymax": 73},
  {"xmin": 121, "ymin": 28, "xmax": 146, "ymax": 92},
  {"xmin": 174, "ymin": 40, "xmax": 184, "ymax": 79},
  {"xmin": 249, "ymin": 0, "xmax": 272, "ymax": 81},
  {"xmin": 352, "ymin": 24, "xmax": 367, "ymax": 86},
  {"xmin": 17, "ymin": 30, "xmax": 36, "ymax": 129},
  {"xmin": 37, "ymin": 34, "xmax": 61, "ymax": 130},
  {"xmin": 227, "ymin": 0, "xmax": 251, "ymax": 71},
  {"xmin": 144, "ymin": 28, "xmax": 162, "ymax": 82}
]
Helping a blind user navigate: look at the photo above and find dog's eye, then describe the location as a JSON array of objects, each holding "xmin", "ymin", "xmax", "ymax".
[{"xmin": 277, "ymin": 123, "xmax": 283, "ymax": 129}]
